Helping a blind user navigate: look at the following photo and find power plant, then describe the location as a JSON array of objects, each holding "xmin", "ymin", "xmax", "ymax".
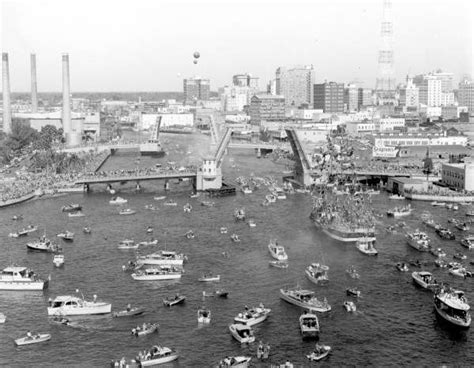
[{"xmin": 30, "ymin": 53, "xmax": 38, "ymax": 113}]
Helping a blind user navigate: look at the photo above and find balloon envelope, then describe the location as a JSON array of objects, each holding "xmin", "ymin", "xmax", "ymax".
[
  {"xmin": 193, "ymin": 60, "xmax": 198, "ymax": 64},
  {"xmin": 193, "ymin": 52, "xmax": 200, "ymax": 59}
]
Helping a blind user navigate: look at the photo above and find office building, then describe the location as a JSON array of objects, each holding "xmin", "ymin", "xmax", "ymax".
[
  {"xmin": 358, "ymin": 88, "xmax": 373, "ymax": 109},
  {"xmin": 249, "ymin": 94, "xmax": 285, "ymax": 125},
  {"xmin": 441, "ymin": 163, "xmax": 474, "ymax": 191},
  {"xmin": 458, "ymin": 79, "xmax": 474, "ymax": 113},
  {"xmin": 183, "ymin": 77, "xmax": 210, "ymax": 102},
  {"xmin": 344, "ymin": 84, "xmax": 358, "ymax": 112},
  {"xmin": 275, "ymin": 65, "xmax": 315, "ymax": 107},
  {"xmin": 314, "ymin": 82, "xmax": 344, "ymax": 113},
  {"xmin": 233, "ymin": 73, "xmax": 259, "ymax": 89},
  {"xmin": 399, "ymin": 76, "xmax": 419, "ymax": 108}
]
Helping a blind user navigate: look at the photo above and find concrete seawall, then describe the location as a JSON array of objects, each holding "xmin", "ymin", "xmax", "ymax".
[
  {"xmin": 405, "ymin": 193, "xmax": 474, "ymax": 203},
  {"xmin": 0, "ymin": 192, "xmax": 36, "ymax": 208}
]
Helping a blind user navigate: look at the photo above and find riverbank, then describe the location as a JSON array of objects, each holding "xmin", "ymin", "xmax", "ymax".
[
  {"xmin": 405, "ymin": 192, "xmax": 474, "ymax": 203},
  {"xmin": 0, "ymin": 192, "xmax": 36, "ymax": 208}
]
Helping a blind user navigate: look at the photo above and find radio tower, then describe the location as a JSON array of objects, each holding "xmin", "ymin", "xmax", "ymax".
[{"xmin": 375, "ymin": 0, "xmax": 396, "ymax": 105}]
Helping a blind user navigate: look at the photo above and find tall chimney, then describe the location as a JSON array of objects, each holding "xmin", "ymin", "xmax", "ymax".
[
  {"xmin": 2, "ymin": 53, "xmax": 12, "ymax": 135},
  {"xmin": 62, "ymin": 53, "xmax": 72, "ymax": 141},
  {"xmin": 31, "ymin": 53, "xmax": 38, "ymax": 113}
]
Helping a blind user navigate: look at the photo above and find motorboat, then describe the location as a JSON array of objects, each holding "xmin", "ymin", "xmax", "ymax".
[
  {"xmin": 455, "ymin": 222, "xmax": 470, "ymax": 231},
  {"xmin": 355, "ymin": 237, "xmax": 378, "ymax": 256},
  {"xmin": 15, "ymin": 225, "xmax": 38, "ymax": 237},
  {"xmin": 53, "ymin": 254, "xmax": 65, "ymax": 267},
  {"xmin": 449, "ymin": 266, "xmax": 472, "ymax": 278},
  {"xmin": 12, "ymin": 214, "xmax": 23, "ymax": 220},
  {"xmin": 412, "ymin": 271, "xmax": 438, "ymax": 290},
  {"xmin": 305, "ymin": 263, "xmax": 329, "ymax": 284},
  {"xmin": 189, "ymin": 192, "xmax": 199, "ymax": 198},
  {"xmin": 83, "ymin": 226, "xmax": 91, "ymax": 234},
  {"xmin": 307, "ymin": 344, "xmax": 331, "ymax": 362},
  {"xmin": 229, "ymin": 323, "xmax": 255, "ymax": 343},
  {"xmin": 61, "ymin": 203, "xmax": 82, "ymax": 212},
  {"xmin": 431, "ymin": 201, "xmax": 446, "ymax": 207},
  {"xmin": 47, "ymin": 294, "xmax": 111, "ymax": 316},
  {"xmin": 241, "ymin": 186, "xmax": 252, "ymax": 194},
  {"xmin": 145, "ymin": 204, "xmax": 158, "ymax": 211},
  {"xmin": 137, "ymin": 346, "xmax": 179, "ymax": 366},
  {"xmin": 299, "ymin": 312, "xmax": 319, "ymax": 339},
  {"xmin": 387, "ymin": 204, "xmax": 413, "ymax": 217},
  {"xmin": 136, "ymin": 250, "xmax": 186, "ymax": 266},
  {"xmin": 220, "ymin": 227, "xmax": 228, "ymax": 234},
  {"xmin": 269, "ymin": 260, "xmax": 288, "ymax": 269},
  {"xmin": 109, "ymin": 196, "xmax": 127, "ymax": 205},
  {"xmin": 113, "ymin": 306, "xmax": 145, "ymax": 317},
  {"xmin": 146, "ymin": 226, "xmax": 153, "ymax": 234},
  {"xmin": 389, "ymin": 194, "xmax": 405, "ymax": 200},
  {"xmin": 423, "ymin": 218, "xmax": 440, "ymax": 229},
  {"xmin": 118, "ymin": 240, "xmax": 139, "ymax": 250},
  {"xmin": 198, "ymin": 273, "xmax": 220, "ymax": 282},
  {"xmin": 234, "ymin": 208, "xmax": 246, "ymax": 221},
  {"xmin": 346, "ymin": 288, "xmax": 361, "ymax": 297},
  {"xmin": 0, "ymin": 266, "xmax": 48, "ymax": 290},
  {"xmin": 132, "ymin": 323, "xmax": 159, "ymax": 337},
  {"xmin": 183, "ymin": 203, "xmax": 192, "ymax": 213},
  {"xmin": 406, "ymin": 231, "xmax": 430, "ymax": 252},
  {"xmin": 460, "ymin": 236, "xmax": 474, "ymax": 250},
  {"xmin": 57, "ymin": 231, "xmax": 74, "ymax": 241},
  {"xmin": 185, "ymin": 230, "xmax": 195, "ymax": 239},
  {"xmin": 396, "ymin": 262, "xmax": 409, "ymax": 272},
  {"xmin": 217, "ymin": 356, "xmax": 251, "ymax": 368},
  {"xmin": 248, "ymin": 219, "xmax": 256, "ymax": 228},
  {"xmin": 153, "ymin": 196, "xmax": 166, "ymax": 201},
  {"xmin": 27, "ymin": 236, "xmax": 61, "ymax": 253},
  {"xmin": 265, "ymin": 194, "xmax": 277, "ymax": 203},
  {"xmin": 436, "ymin": 228, "xmax": 455, "ymax": 240},
  {"xmin": 163, "ymin": 200, "xmax": 178, "ymax": 206},
  {"xmin": 163, "ymin": 294, "xmax": 186, "ymax": 307},
  {"xmin": 343, "ymin": 301, "xmax": 357, "ymax": 312},
  {"xmin": 201, "ymin": 201, "xmax": 215, "ymax": 207},
  {"xmin": 453, "ymin": 252, "xmax": 467, "ymax": 260},
  {"xmin": 138, "ymin": 239, "xmax": 158, "ymax": 246},
  {"xmin": 234, "ymin": 304, "xmax": 271, "ymax": 326},
  {"xmin": 434, "ymin": 287, "xmax": 471, "ymax": 328},
  {"xmin": 197, "ymin": 308, "xmax": 211, "ymax": 323},
  {"xmin": 346, "ymin": 265, "xmax": 360, "ymax": 279},
  {"xmin": 14, "ymin": 333, "xmax": 51, "ymax": 346},
  {"xmin": 119, "ymin": 208, "xmax": 136, "ymax": 216},
  {"xmin": 429, "ymin": 247, "xmax": 447, "ymax": 258},
  {"xmin": 279, "ymin": 288, "xmax": 331, "ymax": 312},
  {"xmin": 268, "ymin": 240, "xmax": 288, "ymax": 261},
  {"xmin": 435, "ymin": 259, "xmax": 448, "ymax": 268},
  {"xmin": 215, "ymin": 289, "xmax": 229, "ymax": 298},
  {"xmin": 230, "ymin": 234, "xmax": 241, "ymax": 243},
  {"xmin": 132, "ymin": 266, "xmax": 182, "ymax": 281},
  {"xmin": 68, "ymin": 211, "xmax": 85, "ymax": 218}
]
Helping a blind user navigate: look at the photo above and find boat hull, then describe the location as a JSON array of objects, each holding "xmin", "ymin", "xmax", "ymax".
[
  {"xmin": 137, "ymin": 259, "xmax": 184, "ymax": 266},
  {"xmin": 0, "ymin": 280, "xmax": 47, "ymax": 291},
  {"xmin": 140, "ymin": 353, "xmax": 179, "ymax": 366},
  {"xmin": 47, "ymin": 304, "xmax": 111, "ymax": 316},
  {"xmin": 434, "ymin": 304, "xmax": 471, "ymax": 328},
  {"xmin": 132, "ymin": 273, "xmax": 181, "ymax": 281},
  {"xmin": 315, "ymin": 222, "xmax": 375, "ymax": 243},
  {"xmin": 15, "ymin": 334, "xmax": 51, "ymax": 346},
  {"xmin": 228, "ymin": 324, "xmax": 255, "ymax": 343}
]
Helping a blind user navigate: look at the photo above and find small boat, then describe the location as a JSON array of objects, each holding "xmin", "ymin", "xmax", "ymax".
[
  {"xmin": 346, "ymin": 288, "xmax": 361, "ymax": 297},
  {"xmin": 27, "ymin": 236, "xmax": 61, "ymax": 253},
  {"xmin": 146, "ymin": 226, "xmax": 153, "ymax": 234},
  {"xmin": 434, "ymin": 287, "xmax": 471, "ymax": 328},
  {"xmin": 455, "ymin": 222, "xmax": 470, "ymax": 231},
  {"xmin": 299, "ymin": 312, "xmax": 319, "ymax": 339},
  {"xmin": 163, "ymin": 200, "xmax": 177, "ymax": 206},
  {"xmin": 109, "ymin": 196, "xmax": 127, "ymax": 205},
  {"xmin": 230, "ymin": 234, "xmax": 240, "ymax": 243},
  {"xmin": 145, "ymin": 204, "xmax": 158, "ymax": 211},
  {"xmin": 197, "ymin": 308, "xmax": 211, "ymax": 323},
  {"xmin": 163, "ymin": 294, "xmax": 186, "ymax": 307},
  {"xmin": 234, "ymin": 208, "xmax": 246, "ymax": 221},
  {"xmin": 153, "ymin": 196, "xmax": 166, "ymax": 201},
  {"xmin": 234, "ymin": 304, "xmax": 271, "ymax": 326},
  {"xmin": 229, "ymin": 323, "xmax": 255, "ymax": 344},
  {"xmin": 460, "ymin": 236, "xmax": 474, "ymax": 250},
  {"xmin": 14, "ymin": 225, "xmax": 38, "ymax": 237},
  {"xmin": 68, "ymin": 211, "xmax": 85, "ymax": 218},
  {"xmin": 138, "ymin": 239, "xmax": 158, "ymax": 246},
  {"xmin": 61, "ymin": 203, "xmax": 82, "ymax": 212},
  {"xmin": 387, "ymin": 204, "xmax": 413, "ymax": 217},
  {"xmin": 435, "ymin": 259, "xmax": 448, "ymax": 268},
  {"xmin": 241, "ymin": 186, "xmax": 252, "ymax": 194},
  {"xmin": 268, "ymin": 240, "xmax": 288, "ymax": 261},
  {"xmin": 83, "ymin": 227, "xmax": 91, "ymax": 234},
  {"xmin": 406, "ymin": 231, "xmax": 430, "ymax": 252},
  {"xmin": 132, "ymin": 266, "xmax": 182, "ymax": 281},
  {"xmin": 307, "ymin": 344, "xmax": 331, "ymax": 362},
  {"xmin": 305, "ymin": 263, "xmax": 329, "ymax": 284},
  {"xmin": 183, "ymin": 203, "xmax": 192, "ymax": 213},
  {"xmin": 429, "ymin": 247, "xmax": 446, "ymax": 258},
  {"xmin": 53, "ymin": 254, "xmax": 65, "ymax": 267},
  {"xmin": 137, "ymin": 346, "xmax": 179, "ymax": 366},
  {"xmin": 412, "ymin": 271, "xmax": 438, "ymax": 290},
  {"xmin": 248, "ymin": 219, "xmax": 256, "ymax": 228},
  {"xmin": 48, "ymin": 294, "xmax": 111, "ymax": 316},
  {"xmin": 0, "ymin": 312, "xmax": 5, "ymax": 323},
  {"xmin": 217, "ymin": 356, "xmax": 251, "ymax": 368},
  {"xmin": 132, "ymin": 323, "xmax": 159, "ymax": 337},
  {"xmin": 269, "ymin": 260, "xmax": 288, "ymax": 269},
  {"xmin": 356, "ymin": 237, "xmax": 378, "ymax": 256},
  {"xmin": 220, "ymin": 227, "xmax": 228, "ymax": 234},
  {"xmin": 12, "ymin": 215, "xmax": 23, "ymax": 221},
  {"xmin": 14, "ymin": 333, "xmax": 51, "ymax": 346},
  {"xmin": 201, "ymin": 201, "xmax": 215, "ymax": 207},
  {"xmin": 265, "ymin": 194, "xmax": 277, "ymax": 203},
  {"xmin": 113, "ymin": 306, "xmax": 145, "ymax": 317},
  {"xmin": 389, "ymin": 194, "xmax": 405, "ymax": 200},
  {"xmin": 396, "ymin": 262, "xmax": 409, "ymax": 272},
  {"xmin": 118, "ymin": 240, "xmax": 139, "ymax": 250},
  {"xmin": 346, "ymin": 266, "xmax": 360, "ymax": 279},
  {"xmin": 185, "ymin": 230, "xmax": 195, "ymax": 239},
  {"xmin": 190, "ymin": 192, "xmax": 200, "ymax": 198},
  {"xmin": 453, "ymin": 252, "xmax": 467, "ymax": 260},
  {"xmin": 280, "ymin": 288, "xmax": 331, "ymax": 312},
  {"xmin": 136, "ymin": 250, "xmax": 187, "ymax": 266},
  {"xmin": 119, "ymin": 208, "xmax": 136, "ymax": 216},
  {"xmin": 449, "ymin": 267, "xmax": 472, "ymax": 278},
  {"xmin": 56, "ymin": 231, "xmax": 74, "ymax": 241},
  {"xmin": 215, "ymin": 289, "xmax": 229, "ymax": 298},
  {"xmin": 198, "ymin": 273, "xmax": 220, "ymax": 282},
  {"xmin": 431, "ymin": 201, "xmax": 446, "ymax": 207},
  {"xmin": 436, "ymin": 228, "xmax": 455, "ymax": 240},
  {"xmin": 0, "ymin": 266, "xmax": 48, "ymax": 291},
  {"xmin": 343, "ymin": 301, "xmax": 357, "ymax": 312}
]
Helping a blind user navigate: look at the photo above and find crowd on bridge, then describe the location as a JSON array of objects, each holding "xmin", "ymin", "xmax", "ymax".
[{"xmin": 79, "ymin": 164, "xmax": 198, "ymax": 181}]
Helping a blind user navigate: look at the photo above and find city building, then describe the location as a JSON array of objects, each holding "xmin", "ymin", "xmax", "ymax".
[
  {"xmin": 183, "ymin": 77, "xmax": 210, "ymax": 102},
  {"xmin": 313, "ymin": 82, "xmax": 344, "ymax": 113},
  {"xmin": 344, "ymin": 84, "xmax": 358, "ymax": 112},
  {"xmin": 373, "ymin": 132, "xmax": 468, "ymax": 148},
  {"xmin": 414, "ymin": 72, "xmax": 456, "ymax": 107},
  {"xmin": 233, "ymin": 73, "xmax": 259, "ymax": 89},
  {"xmin": 441, "ymin": 162, "xmax": 474, "ymax": 191},
  {"xmin": 377, "ymin": 117, "xmax": 405, "ymax": 132},
  {"xmin": 220, "ymin": 86, "xmax": 254, "ymax": 112},
  {"xmin": 357, "ymin": 88, "xmax": 373, "ymax": 109},
  {"xmin": 275, "ymin": 65, "xmax": 315, "ymax": 107},
  {"xmin": 458, "ymin": 79, "xmax": 474, "ymax": 114},
  {"xmin": 141, "ymin": 113, "xmax": 193, "ymax": 130},
  {"xmin": 248, "ymin": 94, "xmax": 285, "ymax": 125},
  {"xmin": 432, "ymin": 71, "xmax": 454, "ymax": 93},
  {"xmin": 399, "ymin": 76, "xmax": 419, "ymax": 108}
]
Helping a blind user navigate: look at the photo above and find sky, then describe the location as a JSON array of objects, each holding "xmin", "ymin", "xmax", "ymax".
[{"xmin": 1, "ymin": 0, "xmax": 473, "ymax": 92}]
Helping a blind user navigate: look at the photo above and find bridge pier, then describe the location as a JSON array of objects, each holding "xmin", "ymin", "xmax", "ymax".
[
  {"xmin": 83, "ymin": 184, "xmax": 90, "ymax": 192},
  {"xmin": 256, "ymin": 148, "xmax": 261, "ymax": 158},
  {"xmin": 136, "ymin": 182, "xmax": 141, "ymax": 191},
  {"xmin": 164, "ymin": 180, "xmax": 170, "ymax": 191}
]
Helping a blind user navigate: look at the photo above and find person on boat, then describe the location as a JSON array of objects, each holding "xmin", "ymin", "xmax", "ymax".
[
  {"xmin": 126, "ymin": 304, "xmax": 131, "ymax": 312},
  {"xmin": 26, "ymin": 330, "xmax": 32, "ymax": 338}
]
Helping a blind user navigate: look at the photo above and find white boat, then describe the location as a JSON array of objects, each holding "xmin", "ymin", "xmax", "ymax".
[
  {"xmin": 234, "ymin": 304, "xmax": 271, "ymax": 326},
  {"xmin": 299, "ymin": 312, "xmax": 319, "ymax": 338},
  {"xmin": 109, "ymin": 196, "xmax": 128, "ymax": 205},
  {"xmin": 305, "ymin": 263, "xmax": 329, "ymax": 284},
  {"xmin": 132, "ymin": 266, "xmax": 182, "ymax": 281},
  {"xmin": 265, "ymin": 194, "xmax": 277, "ymax": 203},
  {"xmin": 217, "ymin": 356, "xmax": 251, "ymax": 368},
  {"xmin": 406, "ymin": 231, "xmax": 430, "ymax": 252},
  {"xmin": 230, "ymin": 234, "xmax": 240, "ymax": 243},
  {"xmin": 355, "ymin": 237, "xmax": 378, "ymax": 256},
  {"xmin": 56, "ymin": 231, "xmax": 74, "ymax": 241},
  {"xmin": 0, "ymin": 312, "xmax": 5, "ymax": 323},
  {"xmin": 269, "ymin": 260, "xmax": 288, "ymax": 268},
  {"xmin": 183, "ymin": 203, "xmax": 192, "ymax": 213},
  {"xmin": 431, "ymin": 201, "xmax": 446, "ymax": 207},
  {"xmin": 228, "ymin": 323, "xmax": 255, "ymax": 343},
  {"xmin": 197, "ymin": 308, "xmax": 211, "ymax": 323},
  {"xmin": 27, "ymin": 236, "xmax": 61, "ymax": 253},
  {"xmin": 389, "ymin": 194, "xmax": 405, "ymax": 200},
  {"xmin": 387, "ymin": 204, "xmax": 413, "ymax": 217},
  {"xmin": 53, "ymin": 254, "xmax": 65, "ymax": 267},
  {"xmin": 163, "ymin": 294, "xmax": 186, "ymax": 307},
  {"xmin": 279, "ymin": 288, "xmax": 331, "ymax": 312},
  {"xmin": 113, "ymin": 306, "xmax": 145, "ymax": 317},
  {"xmin": 138, "ymin": 346, "xmax": 179, "ymax": 366},
  {"xmin": 47, "ymin": 294, "xmax": 111, "ymax": 316},
  {"xmin": 241, "ymin": 186, "xmax": 252, "ymax": 194},
  {"xmin": 136, "ymin": 250, "xmax": 186, "ymax": 266},
  {"xmin": 248, "ymin": 219, "xmax": 256, "ymax": 228},
  {"xmin": 118, "ymin": 240, "xmax": 139, "ymax": 250},
  {"xmin": 449, "ymin": 267, "xmax": 472, "ymax": 278},
  {"xmin": 343, "ymin": 301, "xmax": 357, "ymax": 312},
  {"xmin": 307, "ymin": 344, "xmax": 331, "ymax": 361},
  {"xmin": 163, "ymin": 200, "xmax": 177, "ymax": 206},
  {"xmin": 396, "ymin": 262, "xmax": 409, "ymax": 272},
  {"xmin": 0, "ymin": 266, "xmax": 48, "ymax": 291},
  {"xmin": 61, "ymin": 203, "xmax": 82, "ymax": 212},
  {"xmin": 220, "ymin": 227, "xmax": 228, "ymax": 234},
  {"xmin": 138, "ymin": 239, "xmax": 159, "ymax": 246},
  {"xmin": 234, "ymin": 208, "xmax": 246, "ymax": 221},
  {"xmin": 460, "ymin": 236, "xmax": 474, "ymax": 250},
  {"xmin": 276, "ymin": 190, "xmax": 287, "ymax": 200},
  {"xmin": 268, "ymin": 240, "xmax": 288, "ymax": 261},
  {"xmin": 198, "ymin": 273, "xmax": 220, "ymax": 282},
  {"xmin": 412, "ymin": 271, "xmax": 438, "ymax": 290},
  {"xmin": 185, "ymin": 230, "xmax": 195, "ymax": 239},
  {"xmin": 119, "ymin": 208, "xmax": 136, "ymax": 215},
  {"xmin": 68, "ymin": 211, "xmax": 85, "ymax": 218},
  {"xmin": 429, "ymin": 247, "xmax": 446, "ymax": 258},
  {"xmin": 154, "ymin": 196, "xmax": 166, "ymax": 201},
  {"xmin": 132, "ymin": 323, "xmax": 159, "ymax": 337},
  {"xmin": 14, "ymin": 333, "xmax": 51, "ymax": 346},
  {"xmin": 455, "ymin": 222, "xmax": 470, "ymax": 231},
  {"xmin": 434, "ymin": 287, "xmax": 471, "ymax": 328},
  {"xmin": 10, "ymin": 225, "xmax": 38, "ymax": 238}
]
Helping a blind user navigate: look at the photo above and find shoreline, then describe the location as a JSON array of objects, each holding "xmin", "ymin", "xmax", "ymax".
[
  {"xmin": 0, "ymin": 192, "xmax": 37, "ymax": 209},
  {"xmin": 405, "ymin": 192, "xmax": 474, "ymax": 203}
]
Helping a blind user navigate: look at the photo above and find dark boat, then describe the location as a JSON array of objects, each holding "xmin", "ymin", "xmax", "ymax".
[
  {"xmin": 61, "ymin": 203, "xmax": 82, "ymax": 213},
  {"xmin": 163, "ymin": 294, "xmax": 186, "ymax": 307},
  {"xmin": 436, "ymin": 228, "xmax": 455, "ymax": 240}
]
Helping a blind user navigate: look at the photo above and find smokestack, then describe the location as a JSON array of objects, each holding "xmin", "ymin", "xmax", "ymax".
[
  {"xmin": 62, "ymin": 53, "xmax": 72, "ymax": 142},
  {"xmin": 31, "ymin": 54, "xmax": 38, "ymax": 113},
  {"xmin": 2, "ymin": 53, "xmax": 12, "ymax": 135}
]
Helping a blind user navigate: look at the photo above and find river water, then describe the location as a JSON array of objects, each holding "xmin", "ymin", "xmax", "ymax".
[{"xmin": 0, "ymin": 133, "xmax": 473, "ymax": 367}]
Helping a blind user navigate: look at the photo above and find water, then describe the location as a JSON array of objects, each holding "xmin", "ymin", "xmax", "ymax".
[{"xmin": 1, "ymin": 133, "xmax": 473, "ymax": 367}]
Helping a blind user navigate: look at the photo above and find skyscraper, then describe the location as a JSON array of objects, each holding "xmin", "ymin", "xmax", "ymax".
[
  {"xmin": 275, "ymin": 65, "xmax": 315, "ymax": 107},
  {"xmin": 314, "ymin": 82, "xmax": 344, "ymax": 113},
  {"xmin": 183, "ymin": 77, "xmax": 210, "ymax": 102},
  {"xmin": 458, "ymin": 79, "xmax": 474, "ymax": 113},
  {"xmin": 375, "ymin": 0, "xmax": 396, "ymax": 105}
]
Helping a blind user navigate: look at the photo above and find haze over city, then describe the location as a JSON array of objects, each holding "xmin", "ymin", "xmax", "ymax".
[{"xmin": 1, "ymin": 0, "xmax": 473, "ymax": 92}]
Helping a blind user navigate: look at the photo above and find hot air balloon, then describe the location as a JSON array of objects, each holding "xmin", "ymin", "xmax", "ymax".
[
  {"xmin": 193, "ymin": 51, "xmax": 200, "ymax": 59},
  {"xmin": 193, "ymin": 60, "xmax": 198, "ymax": 65}
]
